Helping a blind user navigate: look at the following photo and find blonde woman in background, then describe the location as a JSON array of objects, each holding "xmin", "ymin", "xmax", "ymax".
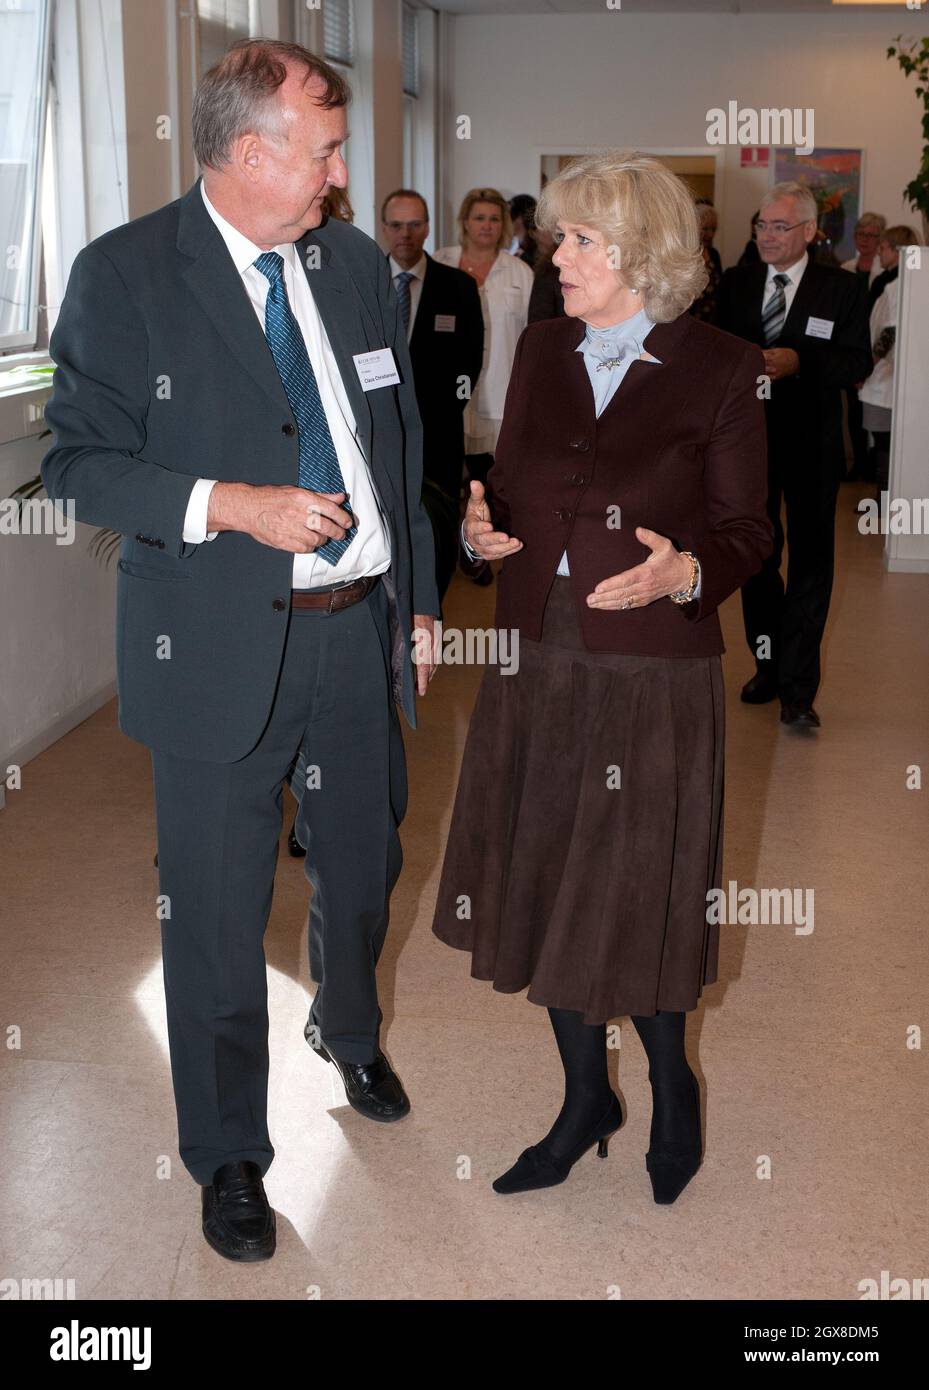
[{"xmin": 435, "ymin": 187, "xmax": 533, "ymax": 483}]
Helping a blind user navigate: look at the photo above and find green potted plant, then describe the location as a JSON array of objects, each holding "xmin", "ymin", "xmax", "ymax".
[{"xmin": 888, "ymin": 34, "xmax": 929, "ymax": 241}]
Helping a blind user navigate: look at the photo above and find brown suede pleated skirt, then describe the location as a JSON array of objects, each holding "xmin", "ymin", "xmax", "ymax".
[{"xmin": 431, "ymin": 576, "xmax": 725, "ymax": 1023}]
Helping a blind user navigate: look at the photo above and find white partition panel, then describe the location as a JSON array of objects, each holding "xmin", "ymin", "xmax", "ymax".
[{"xmin": 886, "ymin": 254, "xmax": 929, "ymax": 574}]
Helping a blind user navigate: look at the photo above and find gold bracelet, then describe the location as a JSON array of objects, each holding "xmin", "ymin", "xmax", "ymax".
[{"xmin": 668, "ymin": 550, "xmax": 699, "ymax": 605}]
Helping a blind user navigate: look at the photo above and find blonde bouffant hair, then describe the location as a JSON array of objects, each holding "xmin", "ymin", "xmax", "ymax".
[{"xmin": 534, "ymin": 150, "xmax": 708, "ymax": 322}]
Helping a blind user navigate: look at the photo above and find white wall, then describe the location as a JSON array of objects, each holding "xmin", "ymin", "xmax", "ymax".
[
  {"xmin": 440, "ymin": 10, "xmax": 929, "ymax": 266},
  {"xmin": 0, "ymin": 433, "xmax": 117, "ymax": 805}
]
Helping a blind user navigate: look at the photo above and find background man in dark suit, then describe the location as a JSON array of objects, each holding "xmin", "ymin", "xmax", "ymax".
[
  {"xmin": 717, "ymin": 181, "xmax": 872, "ymax": 729},
  {"xmin": 381, "ymin": 189, "xmax": 484, "ymax": 604},
  {"xmin": 41, "ymin": 40, "xmax": 439, "ymax": 1264}
]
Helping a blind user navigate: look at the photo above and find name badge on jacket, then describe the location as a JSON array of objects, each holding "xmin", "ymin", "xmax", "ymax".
[
  {"xmin": 805, "ymin": 316, "xmax": 834, "ymax": 340},
  {"xmin": 353, "ymin": 347, "xmax": 401, "ymax": 391},
  {"xmin": 434, "ymin": 314, "xmax": 456, "ymax": 332}
]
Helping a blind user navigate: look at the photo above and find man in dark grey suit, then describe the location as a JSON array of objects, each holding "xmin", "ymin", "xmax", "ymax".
[{"xmin": 41, "ymin": 39, "xmax": 439, "ymax": 1263}]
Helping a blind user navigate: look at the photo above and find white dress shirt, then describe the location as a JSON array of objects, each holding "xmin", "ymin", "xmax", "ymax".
[
  {"xmin": 183, "ymin": 181, "xmax": 391, "ymax": 589},
  {"xmin": 763, "ymin": 250, "xmax": 808, "ymax": 320},
  {"xmin": 388, "ymin": 252, "xmax": 427, "ymax": 339}
]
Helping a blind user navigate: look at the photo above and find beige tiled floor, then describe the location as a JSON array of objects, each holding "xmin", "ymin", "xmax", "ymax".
[{"xmin": 2, "ymin": 484, "xmax": 926, "ymax": 1299}]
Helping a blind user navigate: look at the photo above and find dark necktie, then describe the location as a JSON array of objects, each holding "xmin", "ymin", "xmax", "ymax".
[
  {"xmin": 395, "ymin": 270, "xmax": 414, "ymax": 330},
  {"xmin": 762, "ymin": 272, "xmax": 790, "ymax": 346},
  {"xmin": 253, "ymin": 250, "xmax": 355, "ymax": 565}
]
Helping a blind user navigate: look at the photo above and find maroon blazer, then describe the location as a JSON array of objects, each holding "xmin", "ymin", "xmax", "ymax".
[{"xmin": 485, "ymin": 310, "xmax": 773, "ymax": 657}]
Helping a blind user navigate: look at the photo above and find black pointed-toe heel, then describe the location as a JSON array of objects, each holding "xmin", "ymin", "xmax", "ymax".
[
  {"xmin": 288, "ymin": 820, "xmax": 306, "ymax": 857},
  {"xmin": 492, "ymin": 1093, "xmax": 624, "ymax": 1194},
  {"xmin": 645, "ymin": 1071, "xmax": 703, "ymax": 1205}
]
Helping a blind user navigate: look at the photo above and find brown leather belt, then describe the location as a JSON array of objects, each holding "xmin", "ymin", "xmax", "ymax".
[{"xmin": 290, "ymin": 574, "xmax": 381, "ymax": 613}]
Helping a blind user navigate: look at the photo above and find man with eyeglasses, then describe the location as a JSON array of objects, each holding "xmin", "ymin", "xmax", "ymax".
[
  {"xmin": 717, "ymin": 181, "xmax": 872, "ymax": 730},
  {"xmin": 381, "ymin": 190, "xmax": 484, "ymax": 603}
]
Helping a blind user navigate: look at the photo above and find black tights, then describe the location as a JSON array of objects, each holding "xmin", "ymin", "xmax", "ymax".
[{"xmin": 539, "ymin": 1006, "xmax": 696, "ymax": 1163}]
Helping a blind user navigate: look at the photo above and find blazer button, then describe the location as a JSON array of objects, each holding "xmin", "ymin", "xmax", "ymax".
[
  {"xmin": 553, "ymin": 508, "xmax": 571, "ymax": 521},
  {"xmin": 282, "ymin": 423, "xmax": 296, "ymax": 436},
  {"xmin": 568, "ymin": 473, "xmax": 586, "ymax": 485},
  {"xmin": 272, "ymin": 597, "xmax": 287, "ymax": 612},
  {"xmin": 568, "ymin": 438, "xmax": 590, "ymax": 452}
]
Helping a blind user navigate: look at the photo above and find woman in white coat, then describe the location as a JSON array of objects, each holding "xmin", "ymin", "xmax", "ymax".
[{"xmin": 435, "ymin": 187, "xmax": 534, "ymax": 475}]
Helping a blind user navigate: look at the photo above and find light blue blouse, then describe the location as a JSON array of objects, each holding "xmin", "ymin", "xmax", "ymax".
[
  {"xmin": 556, "ymin": 306, "xmax": 661, "ymax": 575},
  {"xmin": 463, "ymin": 305, "xmax": 700, "ymax": 599}
]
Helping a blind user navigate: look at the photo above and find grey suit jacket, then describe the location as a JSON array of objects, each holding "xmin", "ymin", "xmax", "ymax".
[{"xmin": 41, "ymin": 179, "xmax": 439, "ymax": 761}]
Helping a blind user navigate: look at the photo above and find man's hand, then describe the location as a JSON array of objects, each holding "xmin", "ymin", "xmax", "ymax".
[
  {"xmin": 463, "ymin": 479, "xmax": 522, "ymax": 560},
  {"xmin": 207, "ymin": 482, "xmax": 355, "ymax": 553},
  {"xmin": 412, "ymin": 614, "xmax": 438, "ymax": 696},
  {"xmin": 762, "ymin": 347, "xmax": 800, "ymax": 382},
  {"xmin": 586, "ymin": 527, "xmax": 693, "ymax": 610}
]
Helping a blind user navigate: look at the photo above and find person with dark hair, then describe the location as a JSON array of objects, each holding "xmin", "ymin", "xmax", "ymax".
[
  {"xmin": 42, "ymin": 39, "xmax": 440, "ymax": 1263},
  {"xmin": 527, "ymin": 225, "xmax": 566, "ymax": 323},
  {"xmin": 509, "ymin": 193, "xmax": 540, "ymax": 268},
  {"xmin": 689, "ymin": 199, "xmax": 722, "ymax": 322},
  {"xmin": 738, "ymin": 211, "xmax": 762, "ymax": 267}
]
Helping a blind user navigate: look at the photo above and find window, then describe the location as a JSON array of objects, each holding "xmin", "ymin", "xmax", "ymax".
[
  {"xmin": 402, "ymin": 4, "xmax": 419, "ymax": 99},
  {"xmin": 0, "ymin": 0, "xmax": 52, "ymax": 353},
  {"xmin": 323, "ymin": 0, "xmax": 354, "ymax": 69},
  {"xmin": 197, "ymin": 0, "xmax": 252, "ymax": 78}
]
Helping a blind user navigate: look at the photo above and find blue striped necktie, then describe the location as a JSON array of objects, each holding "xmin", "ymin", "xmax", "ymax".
[
  {"xmin": 762, "ymin": 272, "xmax": 790, "ymax": 346},
  {"xmin": 253, "ymin": 250, "xmax": 355, "ymax": 565},
  {"xmin": 395, "ymin": 270, "xmax": 414, "ymax": 330}
]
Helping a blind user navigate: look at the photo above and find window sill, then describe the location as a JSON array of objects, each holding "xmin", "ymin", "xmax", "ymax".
[{"xmin": 0, "ymin": 357, "xmax": 53, "ymax": 448}]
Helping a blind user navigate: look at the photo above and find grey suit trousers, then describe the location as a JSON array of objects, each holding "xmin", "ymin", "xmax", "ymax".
[{"xmin": 150, "ymin": 578, "xmax": 407, "ymax": 1186}]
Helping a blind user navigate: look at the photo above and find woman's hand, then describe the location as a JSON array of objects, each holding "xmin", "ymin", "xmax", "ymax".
[
  {"xmin": 463, "ymin": 480, "xmax": 523, "ymax": 560},
  {"xmin": 586, "ymin": 527, "xmax": 694, "ymax": 610}
]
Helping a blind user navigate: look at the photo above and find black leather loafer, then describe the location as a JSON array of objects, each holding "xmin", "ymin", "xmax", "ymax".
[
  {"xmin": 201, "ymin": 1160, "xmax": 276, "ymax": 1262},
  {"xmin": 740, "ymin": 671, "xmax": 779, "ymax": 704},
  {"xmin": 304, "ymin": 1019, "xmax": 410, "ymax": 1122},
  {"xmin": 780, "ymin": 702, "xmax": 821, "ymax": 728}
]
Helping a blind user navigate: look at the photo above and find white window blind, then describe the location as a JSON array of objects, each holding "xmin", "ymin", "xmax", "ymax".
[
  {"xmin": 323, "ymin": 0, "xmax": 354, "ymax": 68},
  {"xmin": 0, "ymin": 0, "xmax": 51, "ymax": 352},
  {"xmin": 402, "ymin": 4, "xmax": 419, "ymax": 98}
]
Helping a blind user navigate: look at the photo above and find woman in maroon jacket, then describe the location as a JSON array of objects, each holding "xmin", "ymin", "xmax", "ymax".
[{"xmin": 432, "ymin": 151, "xmax": 773, "ymax": 1204}]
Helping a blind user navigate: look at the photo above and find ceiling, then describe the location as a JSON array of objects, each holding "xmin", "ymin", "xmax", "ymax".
[{"xmin": 427, "ymin": 1, "xmax": 909, "ymax": 14}]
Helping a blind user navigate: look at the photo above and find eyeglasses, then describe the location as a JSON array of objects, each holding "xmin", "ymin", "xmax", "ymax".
[
  {"xmin": 385, "ymin": 220, "xmax": 426, "ymax": 232},
  {"xmin": 755, "ymin": 219, "xmax": 811, "ymax": 236}
]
